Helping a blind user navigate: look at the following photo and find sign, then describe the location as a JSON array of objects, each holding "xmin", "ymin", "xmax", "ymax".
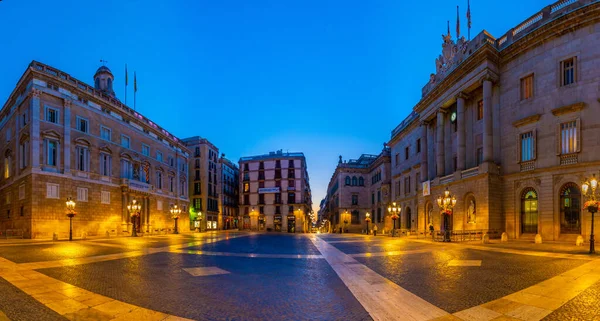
[
  {"xmin": 422, "ymin": 181, "xmax": 431, "ymax": 196},
  {"xmin": 287, "ymin": 187, "xmax": 296, "ymax": 191},
  {"xmin": 258, "ymin": 187, "xmax": 280, "ymax": 194}
]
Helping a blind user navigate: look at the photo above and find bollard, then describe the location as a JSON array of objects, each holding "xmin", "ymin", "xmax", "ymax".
[
  {"xmin": 535, "ymin": 234, "xmax": 543, "ymax": 244},
  {"xmin": 576, "ymin": 235, "xmax": 584, "ymax": 246},
  {"xmin": 482, "ymin": 233, "xmax": 490, "ymax": 244},
  {"xmin": 501, "ymin": 232, "xmax": 508, "ymax": 242}
]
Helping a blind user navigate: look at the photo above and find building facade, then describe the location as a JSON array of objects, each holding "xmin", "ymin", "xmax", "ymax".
[
  {"xmin": 325, "ymin": 147, "xmax": 391, "ymax": 234},
  {"xmin": 239, "ymin": 150, "xmax": 312, "ymax": 233},
  {"xmin": 384, "ymin": 0, "xmax": 600, "ymax": 242},
  {"xmin": 182, "ymin": 136, "xmax": 220, "ymax": 231},
  {"xmin": 219, "ymin": 155, "xmax": 239, "ymax": 229},
  {"xmin": 0, "ymin": 61, "xmax": 190, "ymax": 238}
]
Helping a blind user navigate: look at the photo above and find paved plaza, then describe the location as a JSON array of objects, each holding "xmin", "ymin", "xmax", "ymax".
[{"xmin": 0, "ymin": 232, "xmax": 599, "ymax": 320}]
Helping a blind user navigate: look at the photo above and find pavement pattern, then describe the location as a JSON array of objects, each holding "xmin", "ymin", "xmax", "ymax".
[{"xmin": 0, "ymin": 231, "xmax": 599, "ymax": 320}]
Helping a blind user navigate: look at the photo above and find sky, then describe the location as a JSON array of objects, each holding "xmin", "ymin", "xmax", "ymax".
[{"xmin": 0, "ymin": 0, "xmax": 552, "ymax": 213}]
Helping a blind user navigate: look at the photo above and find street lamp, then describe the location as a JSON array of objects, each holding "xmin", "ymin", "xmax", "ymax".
[
  {"xmin": 127, "ymin": 198, "xmax": 142, "ymax": 237},
  {"xmin": 343, "ymin": 210, "xmax": 349, "ymax": 233},
  {"xmin": 66, "ymin": 197, "xmax": 76, "ymax": 241},
  {"xmin": 170, "ymin": 205, "xmax": 182, "ymax": 234},
  {"xmin": 582, "ymin": 174, "xmax": 599, "ymax": 254},
  {"xmin": 387, "ymin": 202, "xmax": 401, "ymax": 237},
  {"xmin": 437, "ymin": 187, "xmax": 457, "ymax": 242},
  {"xmin": 365, "ymin": 212, "xmax": 371, "ymax": 235}
]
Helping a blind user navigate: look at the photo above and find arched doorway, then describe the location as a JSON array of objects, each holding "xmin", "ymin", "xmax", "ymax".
[
  {"xmin": 521, "ymin": 188, "xmax": 538, "ymax": 234},
  {"xmin": 560, "ymin": 183, "xmax": 581, "ymax": 234},
  {"xmin": 406, "ymin": 207, "xmax": 412, "ymax": 230}
]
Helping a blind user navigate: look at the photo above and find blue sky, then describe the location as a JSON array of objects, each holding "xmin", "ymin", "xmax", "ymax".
[{"xmin": 0, "ymin": 0, "xmax": 551, "ymax": 212}]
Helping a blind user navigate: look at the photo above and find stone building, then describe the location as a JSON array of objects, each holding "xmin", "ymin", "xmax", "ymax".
[
  {"xmin": 182, "ymin": 136, "xmax": 220, "ymax": 231},
  {"xmin": 239, "ymin": 150, "xmax": 312, "ymax": 233},
  {"xmin": 386, "ymin": 0, "xmax": 600, "ymax": 242},
  {"xmin": 219, "ymin": 155, "xmax": 239, "ymax": 229},
  {"xmin": 325, "ymin": 146, "xmax": 391, "ymax": 234},
  {"xmin": 0, "ymin": 61, "xmax": 190, "ymax": 238}
]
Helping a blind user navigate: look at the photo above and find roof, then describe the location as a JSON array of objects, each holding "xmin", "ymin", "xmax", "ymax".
[
  {"xmin": 94, "ymin": 65, "xmax": 113, "ymax": 76},
  {"xmin": 239, "ymin": 150, "xmax": 306, "ymax": 162}
]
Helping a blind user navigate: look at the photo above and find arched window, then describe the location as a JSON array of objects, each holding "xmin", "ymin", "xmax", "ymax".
[
  {"xmin": 358, "ymin": 177, "xmax": 364, "ymax": 186},
  {"xmin": 352, "ymin": 176, "xmax": 358, "ymax": 186},
  {"xmin": 521, "ymin": 188, "xmax": 538, "ymax": 234},
  {"xmin": 560, "ymin": 183, "xmax": 581, "ymax": 234},
  {"xmin": 345, "ymin": 176, "xmax": 351, "ymax": 185},
  {"xmin": 107, "ymin": 78, "xmax": 113, "ymax": 91},
  {"xmin": 94, "ymin": 78, "xmax": 100, "ymax": 89}
]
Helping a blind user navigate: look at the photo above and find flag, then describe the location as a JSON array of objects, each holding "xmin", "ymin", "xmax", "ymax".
[
  {"xmin": 134, "ymin": 72, "xmax": 137, "ymax": 93},
  {"xmin": 467, "ymin": 0, "xmax": 472, "ymax": 29},
  {"xmin": 456, "ymin": 6, "xmax": 460, "ymax": 39},
  {"xmin": 125, "ymin": 64, "xmax": 128, "ymax": 86}
]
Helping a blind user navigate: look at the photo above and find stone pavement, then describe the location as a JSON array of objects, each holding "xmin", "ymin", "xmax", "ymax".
[{"xmin": 0, "ymin": 231, "xmax": 599, "ymax": 320}]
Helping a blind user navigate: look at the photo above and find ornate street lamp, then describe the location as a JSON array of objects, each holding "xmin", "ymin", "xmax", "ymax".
[
  {"xmin": 582, "ymin": 174, "xmax": 599, "ymax": 254},
  {"xmin": 365, "ymin": 212, "xmax": 371, "ymax": 235},
  {"xmin": 66, "ymin": 197, "xmax": 76, "ymax": 241},
  {"xmin": 127, "ymin": 199, "xmax": 142, "ymax": 237},
  {"xmin": 437, "ymin": 187, "xmax": 457, "ymax": 242},
  {"xmin": 170, "ymin": 205, "xmax": 182, "ymax": 234},
  {"xmin": 387, "ymin": 202, "xmax": 401, "ymax": 237}
]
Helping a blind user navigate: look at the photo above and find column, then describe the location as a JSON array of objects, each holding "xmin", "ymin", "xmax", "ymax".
[
  {"xmin": 30, "ymin": 89, "xmax": 41, "ymax": 169},
  {"xmin": 63, "ymin": 99, "xmax": 72, "ymax": 173},
  {"xmin": 483, "ymin": 78, "xmax": 494, "ymax": 162},
  {"xmin": 427, "ymin": 123, "xmax": 435, "ymax": 179},
  {"xmin": 420, "ymin": 123, "xmax": 428, "ymax": 181},
  {"xmin": 456, "ymin": 93, "xmax": 467, "ymax": 171},
  {"xmin": 436, "ymin": 111, "xmax": 445, "ymax": 177}
]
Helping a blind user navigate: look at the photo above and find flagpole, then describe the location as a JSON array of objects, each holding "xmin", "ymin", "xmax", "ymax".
[
  {"xmin": 125, "ymin": 64, "xmax": 128, "ymax": 105},
  {"xmin": 467, "ymin": 0, "xmax": 472, "ymax": 41},
  {"xmin": 456, "ymin": 5, "xmax": 460, "ymax": 41},
  {"xmin": 134, "ymin": 71, "xmax": 137, "ymax": 111}
]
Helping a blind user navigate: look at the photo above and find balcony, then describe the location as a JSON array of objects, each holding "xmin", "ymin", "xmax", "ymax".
[
  {"xmin": 120, "ymin": 178, "xmax": 153, "ymax": 193},
  {"xmin": 520, "ymin": 161, "xmax": 535, "ymax": 172},
  {"xmin": 560, "ymin": 153, "xmax": 578, "ymax": 166}
]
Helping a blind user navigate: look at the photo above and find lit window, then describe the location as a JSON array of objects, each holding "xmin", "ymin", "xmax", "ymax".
[
  {"xmin": 560, "ymin": 120, "xmax": 578, "ymax": 154},
  {"xmin": 520, "ymin": 132, "xmax": 534, "ymax": 162}
]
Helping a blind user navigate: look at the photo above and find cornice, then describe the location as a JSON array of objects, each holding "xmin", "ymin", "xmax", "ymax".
[
  {"xmin": 512, "ymin": 114, "xmax": 542, "ymax": 127},
  {"xmin": 551, "ymin": 102, "xmax": 586, "ymax": 116}
]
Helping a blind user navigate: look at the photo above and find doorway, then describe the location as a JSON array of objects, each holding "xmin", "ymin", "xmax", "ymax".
[{"xmin": 287, "ymin": 216, "xmax": 296, "ymax": 233}]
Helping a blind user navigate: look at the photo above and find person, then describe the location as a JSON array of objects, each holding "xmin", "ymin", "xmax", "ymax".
[{"xmin": 373, "ymin": 224, "xmax": 378, "ymax": 236}]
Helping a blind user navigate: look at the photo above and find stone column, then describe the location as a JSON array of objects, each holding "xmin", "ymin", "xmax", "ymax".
[
  {"xmin": 456, "ymin": 93, "xmax": 467, "ymax": 171},
  {"xmin": 63, "ymin": 99, "xmax": 72, "ymax": 173},
  {"xmin": 420, "ymin": 123, "xmax": 428, "ymax": 181},
  {"xmin": 436, "ymin": 111, "xmax": 445, "ymax": 177},
  {"xmin": 483, "ymin": 78, "xmax": 494, "ymax": 162},
  {"xmin": 14, "ymin": 104, "xmax": 20, "ymax": 170},
  {"xmin": 30, "ymin": 89, "xmax": 41, "ymax": 169}
]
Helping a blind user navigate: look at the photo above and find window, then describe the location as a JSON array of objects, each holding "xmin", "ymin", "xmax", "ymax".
[
  {"xmin": 169, "ymin": 156, "xmax": 174, "ymax": 167},
  {"xmin": 275, "ymin": 193, "xmax": 281, "ymax": 204},
  {"xmin": 276, "ymin": 160, "xmax": 281, "ymax": 168},
  {"xmin": 358, "ymin": 177, "xmax": 364, "ymax": 186},
  {"xmin": 351, "ymin": 177, "xmax": 357, "ymax": 186},
  {"xmin": 193, "ymin": 198, "xmax": 202, "ymax": 211},
  {"xmin": 154, "ymin": 171, "xmax": 162, "ymax": 190},
  {"xmin": 351, "ymin": 195, "xmax": 358, "ymax": 205},
  {"xmin": 77, "ymin": 187, "xmax": 88, "ymax": 202},
  {"xmin": 259, "ymin": 181, "xmax": 264, "ymax": 188},
  {"xmin": 5, "ymin": 193, "xmax": 10, "ymax": 205},
  {"xmin": 243, "ymin": 182, "xmax": 249, "ymax": 192},
  {"xmin": 560, "ymin": 57, "xmax": 577, "ymax": 86},
  {"xmin": 520, "ymin": 74, "xmax": 534, "ymax": 100},
  {"xmin": 405, "ymin": 147, "xmax": 409, "ymax": 160},
  {"xmin": 404, "ymin": 177, "xmax": 411, "ymax": 195},
  {"xmin": 477, "ymin": 100, "xmax": 483, "ymax": 121},
  {"xmin": 46, "ymin": 183, "xmax": 59, "ymax": 199},
  {"xmin": 345, "ymin": 176, "xmax": 351, "ymax": 185},
  {"xmin": 560, "ymin": 120, "xmax": 578, "ymax": 154},
  {"xmin": 101, "ymin": 191, "xmax": 110, "ymax": 204},
  {"xmin": 288, "ymin": 169, "xmax": 295, "ymax": 178},
  {"xmin": 75, "ymin": 146, "xmax": 89, "ymax": 172},
  {"xmin": 120, "ymin": 159, "xmax": 132, "ymax": 178},
  {"xmin": 19, "ymin": 140, "xmax": 28, "ymax": 169},
  {"xmin": 289, "ymin": 160, "xmax": 295, "ymax": 168},
  {"xmin": 351, "ymin": 210, "xmax": 360, "ymax": 224},
  {"xmin": 377, "ymin": 191, "xmax": 381, "ymax": 203},
  {"xmin": 560, "ymin": 183, "xmax": 581, "ymax": 234},
  {"xmin": 195, "ymin": 147, "xmax": 200, "ymax": 157},
  {"xmin": 371, "ymin": 193, "xmax": 375, "ymax": 205},
  {"xmin": 156, "ymin": 151, "xmax": 163, "ymax": 162},
  {"xmin": 169, "ymin": 176, "xmax": 174, "ymax": 192},
  {"xmin": 19, "ymin": 185, "xmax": 25, "ymax": 200},
  {"xmin": 521, "ymin": 189, "xmax": 538, "ymax": 234},
  {"xmin": 21, "ymin": 111, "xmax": 28, "ymax": 126},
  {"xmin": 194, "ymin": 182, "xmax": 201, "ymax": 195},
  {"xmin": 258, "ymin": 194, "xmax": 265, "ymax": 205},
  {"xmin": 76, "ymin": 117, "xmax": 89, "ymax": 133},
  {"xmin": 288, "ymin": 192, "xmax": 295, "ymax": 204},
  {"xmin": 46, "ymin": 140, "xmax": 58, "ymax": 166},
  {"xmin": 4, "ymin": 155, "xmax": 11, "ymax": 178},
  {"xmin": 395, "ymin": 153, "xmax": 399, "ymax": 167},
  {"xmin": 416, "ymin": 173, "xmax": 421, "ymax": 187},
  {"xmin": 100, "ymin": 126, "xmax": 111, "ymax": 141},
  {"xmin": 417, "ymin": 139, "xmax": 421, "ymax": 153},
  {"xmin": 121, "ymin": 135, "xmax": 130, "ymax": 148},
  {"xmin": 289, "ymin": 206, "xmax": 294, "ymax": 213},
  {"xmin": 45, "ymin": 107, "xmax": 59, "ymax": 124},
  {"xmin": 244, "ymin": 194, "xmax": 249, "ymax": 205},
  {"xmin": 142, "ymin": 144, "xmax": 150, "ymax": 156},
  {"xmin": 181, "ymin": 180, "xmax": 186, "ymax": 196},
  {"xmin": 520, "ymin": 131, "xmax": 534, "ymax": 162},
  {"xmin": 477, "ymin": 148, "xmax": 483, "ymax": 165}
]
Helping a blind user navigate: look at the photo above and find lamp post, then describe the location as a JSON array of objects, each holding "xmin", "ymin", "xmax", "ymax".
[
  {"xmin": 127, "ymin": 198, "xmax": 141, "ymax": 237},
  {"xmin": 198, "ymin": 211, "xmax": 203, "ymax": 232},
  {"xmin": 582, "ymin": 174, "xmax": 599, "ymax": 254},
  {"xmin": 437, "ymin": 187, "xmax": 457, "ymax": 242},
  {"xmin": 388, "ymin": 202, "xmax": 401, "ymax": 237},
  {"xmin": 365, "ymin": 212, "xmax": 371, "ymax": 235},
  {"xmin": 66, "ymin": 197, "xmax": 76, "ymax": 241},
  {"xmin": 343, "ymin": 210, "xmax": 349, "ymax": 233},
  {"xmin": 170, "ymin": 204, "xmax": 181, "ymax": 234}
]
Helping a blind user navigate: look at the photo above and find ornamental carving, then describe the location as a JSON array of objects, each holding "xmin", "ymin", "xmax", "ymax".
[
  {"xmin": 435, "ymin": 34, "xmax": 469, "ymax": 76},
  {"xmin": 553, "ymin": 175, "xmax": 563, "ymax": 187}
]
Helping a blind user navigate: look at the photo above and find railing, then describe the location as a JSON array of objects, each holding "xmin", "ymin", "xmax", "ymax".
[
  {"xmin": 431, "ymin": 229, "xmax": 501, "ymax": 242},
  {"xmin": 551, "ymin": 0, "xmax": 578, "ymax": 13},
  {"xmin": 520, "ymin": 161, "xmax": 535, "ymax": 172},
  {"xmin": 120, "ymin": 178, "xmax": 153, "ymax": 193},
  {"xmin": 512, "ymin": 12, "xmax": 543, "ymax": 37},
  {"xmin": 0, "ymin": 229, "xmax": 24, "ymax": 239},
  {"xmin": 461, "ymin": 167, "xmax": 479, "ymax": 179},
  {"xmin": 560, "ymin": 153, "xmax": 578, "ymax": 165}
]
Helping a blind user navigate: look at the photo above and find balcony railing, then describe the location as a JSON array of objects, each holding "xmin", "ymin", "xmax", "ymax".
[
  {"xmin": 560, "ymin": 153, "xmax": 578, "ymax": 166},
  {"xmin": 461, "ymin": 167, "xmax": 479, "ymax": 179},
  {"xmin": 440, "ymin": 174, "xmax": 454, "ymax": 185},
  {"xmin": 120, "ymin": 178, "xmax": 153, "ymax": 193},
  {"xmin": 520, "ymin": 161, "xmax": 535, "ymax": 172}
]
